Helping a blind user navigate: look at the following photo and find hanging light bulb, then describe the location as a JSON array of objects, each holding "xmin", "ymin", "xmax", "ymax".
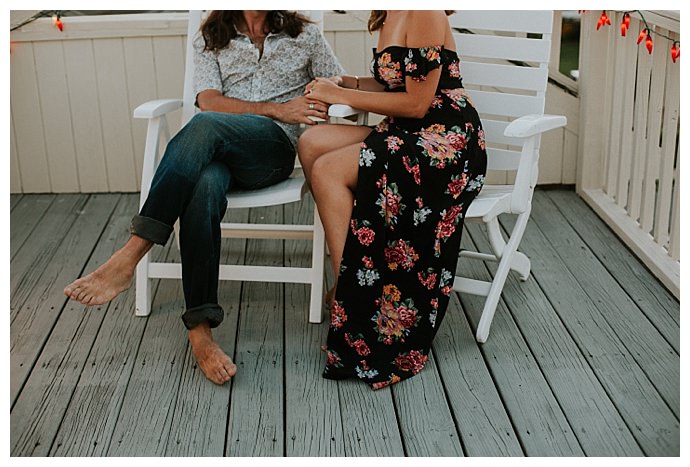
[
  {"xmin": 645, "ymin": 31, "xmax": 654, "ymax": 54},
  {"xmin": 596, "ymin": 11, "xmax": 611, "ymax": 30},
  {"xmin": 671, "ymin": 42, "xmax": 680, "ymax": 62},
  {"xmin": 637, "ymin": 28, "xmax": 648, "ymax": 45},
  {"xmin": 52, "ymin": 13, "xmax": 63, "ymax": 32},
  {"xmin": 621, "ymin": 13, "xmax": 631, "ymax": 37}
]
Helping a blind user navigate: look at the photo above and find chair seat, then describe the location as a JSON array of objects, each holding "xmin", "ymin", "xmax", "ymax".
[
  {"xmin": 225, "ymin": 175, "xmax": 306, "ymax": 209},
  {"xmin": 466, "ymin": 185, "xmax": 513, "ymax": 221}
]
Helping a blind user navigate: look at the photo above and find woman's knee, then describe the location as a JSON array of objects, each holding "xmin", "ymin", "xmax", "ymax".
[{"xmin": 297, "ymin": 125, "xmax": 325, "ymax": 171}]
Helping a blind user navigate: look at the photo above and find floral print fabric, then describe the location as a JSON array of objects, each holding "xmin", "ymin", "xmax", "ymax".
[{"xmin": 323, "ymin": 46, "xmax": 488, "ymax": 389}]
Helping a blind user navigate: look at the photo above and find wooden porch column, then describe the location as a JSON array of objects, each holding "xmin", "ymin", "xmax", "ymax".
[{"xmin": 576, "ymin": 11, "xmax": 611, "ymax": 194}]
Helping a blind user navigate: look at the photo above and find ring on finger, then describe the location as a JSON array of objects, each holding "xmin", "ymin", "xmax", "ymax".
[{"xmin": 309, "ymin": 103, "xmax": 315, "ymax": 110}]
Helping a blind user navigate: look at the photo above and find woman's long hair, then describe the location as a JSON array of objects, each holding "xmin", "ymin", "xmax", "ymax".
[
  {"xmin": 201, "ymin": 10, "xmax": 312, "ymax": 51},
  {"xmin": 368, "ymin": 10, "xmax": 455, "ymax": 33}
]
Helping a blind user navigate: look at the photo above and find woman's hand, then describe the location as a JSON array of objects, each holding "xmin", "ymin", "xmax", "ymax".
[{"xmin": 305, "ymin": 77, "xmax": 344, "ymax": 105}]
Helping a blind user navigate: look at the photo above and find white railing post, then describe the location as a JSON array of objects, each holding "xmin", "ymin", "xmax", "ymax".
[{"xmin": 576, "ymin": 11, "xmax": 610, "ymax": 193}]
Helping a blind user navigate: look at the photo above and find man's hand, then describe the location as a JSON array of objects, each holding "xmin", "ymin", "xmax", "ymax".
[{"xmin": 273, "ymin": 96, "xmax": 329, "ymax": 125}]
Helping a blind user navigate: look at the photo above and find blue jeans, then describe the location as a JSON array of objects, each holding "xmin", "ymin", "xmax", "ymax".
[{"xmin": 130, "ymin": 112, "xmax": 296, "ymax": 329}]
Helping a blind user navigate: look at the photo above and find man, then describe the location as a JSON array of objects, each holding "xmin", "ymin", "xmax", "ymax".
[{"xmin": 64, "ymin": 10, "xmax": 344, "ymax": 384}]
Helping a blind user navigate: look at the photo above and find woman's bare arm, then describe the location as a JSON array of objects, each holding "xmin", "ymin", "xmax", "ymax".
[{"xmin": 307, "ymin": 11, "xmax": 448, "ymax": 119}]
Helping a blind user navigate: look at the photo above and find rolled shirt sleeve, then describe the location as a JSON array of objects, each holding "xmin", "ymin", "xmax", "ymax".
[{"xmin": 193, "ymin": 32, "xmax": 223, "ymax": 100}]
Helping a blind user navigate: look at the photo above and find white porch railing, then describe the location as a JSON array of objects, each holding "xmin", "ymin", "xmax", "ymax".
[{"xmin": 577, "ymin": 10, "xmax": 680, "ymax": 298}]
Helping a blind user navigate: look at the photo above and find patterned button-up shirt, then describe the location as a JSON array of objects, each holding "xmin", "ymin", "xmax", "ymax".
[{"xmin": 193, "ymin": 22, "xmax": 345, "ymax": 148}]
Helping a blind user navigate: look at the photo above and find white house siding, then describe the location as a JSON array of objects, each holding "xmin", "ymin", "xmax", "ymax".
[{"xmin": 10, "ymin": 11, "xmax": 578, "ymax": 193}]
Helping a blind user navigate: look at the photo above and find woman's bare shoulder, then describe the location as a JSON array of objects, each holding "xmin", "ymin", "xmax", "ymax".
[{"xmin": 405, "ymin": 11, "xmax": 447, "ymax": 47}]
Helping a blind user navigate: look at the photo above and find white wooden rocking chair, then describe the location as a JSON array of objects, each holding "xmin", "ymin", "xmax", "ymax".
[
  {"xmin": 132, "ymin": 10, "xmax": 334, "ymax": 324},
  {"xmin": 329, "ymin": 10, "xmax": 566, "ymax": 343}
]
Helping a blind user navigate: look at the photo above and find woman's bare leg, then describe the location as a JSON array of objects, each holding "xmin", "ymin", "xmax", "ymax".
[
  {"xmin": 64, "ymin": 235, "xmax": 153, "ymax": 305},
  {"xmin": 309, "ymin": 142, "xmax": 362, "ymax": 280},
  {"xmin": 299, "ymin": 123, "xmax": 371, "ymax": 302}
]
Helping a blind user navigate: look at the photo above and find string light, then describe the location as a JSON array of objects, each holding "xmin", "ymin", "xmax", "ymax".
[
  {"xmin": 620, "ymin": 13, "xmax": 630, "ymax": 37},
  {"xmin": 590, "ymin": 10, "xmax": 679, "ymax": 62},
  {"xmin": 10, "ymin": 10, "xmax": 64, "ymax": 32},
  {"xmin": 52, "ymin": 12, "xmax": 64, "ymax": 32}
]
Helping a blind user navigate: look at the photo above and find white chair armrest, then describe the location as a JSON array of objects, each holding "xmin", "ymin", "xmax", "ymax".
[
  {"xmin": 504, "ymin": 114, "xmax": 567, "ymax": 138},
  {"xmin": 328, "ymin": 104, "xmax": 366, "ymax": 118},
  {"xmin": 133, "ymin": 99, "xmax": 184, "ymax": 119}
]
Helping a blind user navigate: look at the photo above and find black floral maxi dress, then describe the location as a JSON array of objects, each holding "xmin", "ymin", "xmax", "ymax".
[{"xmin": 322, "ymin": 45, "xmax": 488, "ymax": 390}]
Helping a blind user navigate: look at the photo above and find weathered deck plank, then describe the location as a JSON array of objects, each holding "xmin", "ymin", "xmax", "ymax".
[
  {"xmin": 431, "ymin": 292, "xmax": 523, "ymax": 456},
  {"xmin": 499, "ymin": 193, "xmax": 679, "ymax": 456},
  {"xmin": 337, "ymin": 382, "xmax": 405, "ymax": 456},
  {"xmin": 392, "ymin": 353, "xmax": 464, "ymax": 456},
  {"xmin": 465, "ymin": 221, "xmax": 644, "ymax": 456},
  {"xmin": 10, "ymin": 194, "xmax": 92, "ymax": 321},
  {"xmin": 284, "ymin": 200, "xmax": 346, "ymax": 457},
  {"xmin": 225, "ymin": 205, "xmax": 285, "ymax": 457},
  {"xmin": 10, "ymin": 193, "xmax": 54, "ymax": 260},
  {"xmin": 10, "ymin": 194, "xmax": 120, "ymax": 406},
  {"xmin": 545, "ymin": 189, "xmax": 680, "ymax": 353},
  {"xmin": 10, "ymin": 194, "xmax": 134, "ymax": 456},
  {"xmin": 50, "ymin": 237, "xmax": 171, "ymax": 456},
  {"xmin": 105, "ymin": 252, "xmax": 189, "ymax": 456},
  {"xmin": 11, "ymin": 193, "xmax": 23, "ymax": 210},
  {"xmin": 457, "ymin": 229, "xmax": 584, "ymax": 456},
  {"xmin": 527, "ymin": 193, "xmax": 679, "ymax": 417}
]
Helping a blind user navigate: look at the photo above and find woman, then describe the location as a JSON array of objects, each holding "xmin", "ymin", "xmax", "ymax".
[
  {"xmin": 298, "ymin": 10, "xmax": 487, "ymax": 389},
  {"xmin": 64, "ymin": 10, "xmax": 343, "ymax": 385}
]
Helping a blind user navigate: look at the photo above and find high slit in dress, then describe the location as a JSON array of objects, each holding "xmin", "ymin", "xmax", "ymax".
[{"xmin": 322, "ymin": 45, "xmax": 488, "ymax": 389}]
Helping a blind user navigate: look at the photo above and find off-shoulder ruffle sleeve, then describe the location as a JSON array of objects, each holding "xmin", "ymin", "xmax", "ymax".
[{"xmin": 404, "ymin": 46, "xmax": 443, "ymax": 82}]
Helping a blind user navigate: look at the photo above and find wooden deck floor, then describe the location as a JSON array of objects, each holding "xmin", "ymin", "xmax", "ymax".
[{"xmin": 9, "ymin": 188, "xmax": 680, "ymax": 457}]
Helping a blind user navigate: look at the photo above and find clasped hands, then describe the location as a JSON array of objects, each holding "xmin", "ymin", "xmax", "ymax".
[{"xmin": 298, "ymin": 76, "xmax": 345, "ymax": 124}]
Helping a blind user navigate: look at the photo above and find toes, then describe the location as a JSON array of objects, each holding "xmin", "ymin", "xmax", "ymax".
[
  {"xmin": 217, "ymin": 368, "xmax": 231, "ymax": 383},
  {"xmin": 75, "ymin": 289, "xmax": 89, "ymax": 304},
  {"xmin": 224, "ymin": 360, "xmax": 237, "ymax": 377}
]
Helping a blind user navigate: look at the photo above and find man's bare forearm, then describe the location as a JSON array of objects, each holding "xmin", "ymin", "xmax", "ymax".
[{"xmin": 197, "ymin": 92, "xmax": 280, "ymax": 119}]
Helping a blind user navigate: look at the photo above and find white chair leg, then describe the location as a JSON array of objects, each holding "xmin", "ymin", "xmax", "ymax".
[
  {"xmin": 511, "ymin": 251, "xmax": 531, "ymax": 281},
  {"xmin": 135, "ymin": 253, "xmax": 152, "ymax": 317},
  {"xmin": 173, "ymin": 220, "xmax": 181, "ymax": 251},
  {"xmin": 486, "ymin": 216, "xmax": 531, "ymax": 280},
  {"xmin": 308, "ymin": 205, "xmax": 326, "ymax": 323},
  {"xmin": 475, "ymin": 211, "xmax": 530, "ymax": 343}
]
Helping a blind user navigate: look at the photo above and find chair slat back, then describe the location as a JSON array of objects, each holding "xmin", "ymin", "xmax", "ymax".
[
  {"xmin": 451, "ymin": 10, "xmax": 554, "ymax": 172},
  {"xmin": 449, "ymin": 10, "xmax": 554, "ymax": 34}
]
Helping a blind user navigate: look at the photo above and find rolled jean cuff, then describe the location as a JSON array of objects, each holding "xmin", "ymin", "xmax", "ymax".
[
  {"xmin": 181, "ymin": 303, "xmax": 224, "ymax": 330},
  {"xmin": 130, "ymin": 215, "xmax": 173, "ymax": 245}
]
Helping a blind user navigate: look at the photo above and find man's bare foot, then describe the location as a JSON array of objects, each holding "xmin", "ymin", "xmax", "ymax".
[
  {"xmin": 188, "ymin": 321, "xmax": 236, "ymax": 385},
  {"xmin": 64, "ymin": 235, "xmax": 152, "ymax": 306}
]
